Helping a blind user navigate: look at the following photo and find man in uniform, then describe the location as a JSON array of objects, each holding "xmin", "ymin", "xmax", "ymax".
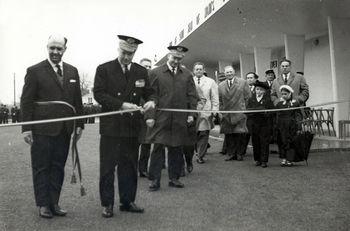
[
  {"xmin": 20, "ymin": 34, "xmax": 84, "ymax": 218},
  {"xmin": 147, "ymin": 46, "xmax": 198, "ymax": 191},
  {"xmin": 93, "ymin": 35, "xmax": 156, "ymax": 218}
]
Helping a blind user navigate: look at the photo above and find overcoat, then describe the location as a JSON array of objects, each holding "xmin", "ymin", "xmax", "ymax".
[
  {"xmin": 146, "ymin": 64, "xmax": 198, "ymax": 147},
  {"xmin": 219, "ymin": 77, "xmax": 251, "ymax": 134},
  {"xmin": 194, "ymin": 76, "xmax": 219, "ymax": 131}
]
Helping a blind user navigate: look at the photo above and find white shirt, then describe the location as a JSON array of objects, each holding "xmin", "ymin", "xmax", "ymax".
[
  {"xmin": 47, "ymin": 58, "xmax": 63, "ymax": 74},
  {"xmin": 283, "ymin": 72, "xmax": 290, "ymax": 81},
  {"xmin": 256, "ymin": 95, "xmax": 263, "ymax": 102},
  {"xmin": 118, "ymin": 59, "xmax": 131, "ymax": 73},
  {"xmin": 167, "ymin": 62, "xmax": 178, "ymax": 74}
]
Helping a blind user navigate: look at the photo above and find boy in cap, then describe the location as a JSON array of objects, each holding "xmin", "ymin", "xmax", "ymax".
[
  {"xmin": 247, "ymin": 81, "xmax": 273, "ymax": 168},
  {"xmin": 275, "ymin": 85, "xmax": 301, "ymax": 167},
  {"xmin": 94, "ymin": 35, "xmax": 156, "ymax": 217}
]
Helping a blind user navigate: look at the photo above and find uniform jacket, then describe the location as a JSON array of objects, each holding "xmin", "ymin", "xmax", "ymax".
[
  {"xmin": 219, "ymin": 77, "xmax": 251, "ymax": 134},
  {"xmin": 93, "ymin": 59, "xmax": 156, "ymax": 137},
  {"xmin": 21, "ymin": 59, "xmax": 84, "ymax": 136},
  {"xmin": 146, "ymin": 63, "xmax": 198, "ymax": 147},
  {"xmin": 193, "ymin": 75, "xmax": 219, "ymax": 131},
  {"xmin": 270, "ymin": 72, "xmax": 309, "ymax": 106}
]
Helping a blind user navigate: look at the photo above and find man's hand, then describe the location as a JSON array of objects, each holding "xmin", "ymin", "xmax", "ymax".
[
  {"xmin": 121, "ymin": 102, "xmax": 142, "ymax": 110},
  {"xmin": 143, "ymin": 101, "xmax": 155, "ymax": 112},
  {"xmin": 76, "ymin": 127, "xmax": 83, "ymax": 141},
  {"xmin": 23, "ymin": 131, "xmax": 33, "ymax": 146},
  {"xmin": 187, "ymin": 116, "xmax": 194, "ymax": 124},
  {"xmin": 146, "ymin": 119, "xmax": 155, "ymax": 128}
]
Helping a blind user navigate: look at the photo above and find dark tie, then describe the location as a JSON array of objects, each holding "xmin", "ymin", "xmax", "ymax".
[
  {"xmin": 124, "ymin": 65, "xmax": 129, "ymax": 82},
  {"xmin": 55, "ymin": 64, "xmax": 63, "ymax": 86},
  {"xmin": 229, "ymin": 80, "xmax": 232, "ymax": 88},
  {"xmin": 284, "ymin": 74, "xmax": 288, "ymax": 84},
  {"xmin": 197, "ymin": 77, "xmax": 200, "ymax": 84}
]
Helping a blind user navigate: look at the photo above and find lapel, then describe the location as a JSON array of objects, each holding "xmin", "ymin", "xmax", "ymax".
[
  {"xmin": 287, "ymin": 73, "xmax": 295, "ymax": 85},
  {"xmin": 44, "ymin": 60, "xmax": 63, "ymax": 91},
  {"xmin": 278, "ymin": 75, "xmax": 285, "ymax": 86},
  {"xmin": 62, "ymin": 62, "xmax": 72, "ymax": 90}
]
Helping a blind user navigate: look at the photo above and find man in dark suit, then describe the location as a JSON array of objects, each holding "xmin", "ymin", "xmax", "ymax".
[
  {"xmin": 93, "ymin": 35, "xmax": 156, "ymax": 218},
  {"xmin": 21, "ymin": 34, "xmax": 84, "ymax": 218},
  {"xmin": 146, "ymin": 46, "xmax": 198, "ymax": 191}
]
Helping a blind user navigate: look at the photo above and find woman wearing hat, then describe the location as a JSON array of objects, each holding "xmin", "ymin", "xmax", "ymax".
[
  {"xmin": 275, "ymin": 85, "xmax": 302, "ymax": 167},
  {"xmin": 246, "ymin": 80, "xmax": 273, "ymax": 168}
]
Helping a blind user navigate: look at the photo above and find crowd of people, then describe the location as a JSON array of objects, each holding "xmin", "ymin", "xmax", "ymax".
[
  {"xmin": 0, "ymin": 104, "xmax": 20, "ymax": 123},
  {"xmin": 19, "ymin": 34, "xmax": 309, "ymax": 219}
]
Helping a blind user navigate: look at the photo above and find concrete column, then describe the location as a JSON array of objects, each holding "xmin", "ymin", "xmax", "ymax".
[
  {"xmin": 284, "ymin": 34, "xmax": 305, "ymax": 73},
  {"xmin": 239, "ymin": 53, "xmax": 255, "ymax": 79},
  {"xmin": 328, "ymin": 16, "xmax": 350, "ymax": 136},
  {"xmin": 254, "ymin": 47, "xmax": 271, "ymax": 81},
  {"xmin": 218, "ymin": 60, "xmax": 232, "ymax": 73}
]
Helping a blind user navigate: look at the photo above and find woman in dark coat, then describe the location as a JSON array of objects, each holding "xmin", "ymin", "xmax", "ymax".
[{"xmin": 247, "ymin": 81, "xmax": 273, "ymax": 168}]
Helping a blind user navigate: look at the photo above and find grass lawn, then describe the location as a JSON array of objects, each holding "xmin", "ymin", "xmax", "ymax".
[{"xmin": 0, "ymin": 125, "xmax": 349, "ymax": 231}]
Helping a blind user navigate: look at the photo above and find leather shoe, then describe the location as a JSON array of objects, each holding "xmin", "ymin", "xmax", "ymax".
[
  {"xmin": 236, "ymin": 155, "xmax": 243, "ymax": 161},
  {"xmin": 169, "ymin": 179, "xmax": 184, "ymax": 188},
  {"xmin": 139, "ymin": 171, "xmax": 149, "ymax": 178},
  {"xmin": 261, "ymin": 162, "xmax": 267, "ymax": 168},
  {"xmin": 119, "ymin": 202, "xmax": 144, "ymax": 213},
  {"xmin": 39, "ymin": 206, "xmax": 53, "ymax": 219},
  {"xmin": 186, "ymin": 164, "xmax": 193, "ymax": 173},
  {"xmin": 149, "ymin": 180, "xmax": 160, "ymax": 191},
  {"xmin": 196, "ymin": 158, "xmax": 205, "ymax": 164},
  {"xmin": 225, "ymin": 155, "xmax": 236, "ymax": 161},
  {"xmin": 102, "ymin": 205, "xmax": 113, "ymax": 218},
  {"xmin": 50, "ymin": 204, "xmax": 67, "ymax": 216},
  {"xmin": 255, "ymin": 161, "xmax": 262, "ymax": 166}
]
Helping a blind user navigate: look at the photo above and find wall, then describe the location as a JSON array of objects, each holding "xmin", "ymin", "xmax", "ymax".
[{"xmin": 304, "ymin": 34, "xmax": 333, "ymax": 106}]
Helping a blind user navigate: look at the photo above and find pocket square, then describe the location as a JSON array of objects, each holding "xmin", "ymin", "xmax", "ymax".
[{"xmin": 69, "ymin": 79, "xmax": 77, "ymax": 83}]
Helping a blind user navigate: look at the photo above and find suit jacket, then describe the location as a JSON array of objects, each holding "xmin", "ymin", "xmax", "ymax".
[
  {"xmin": 270, "ymin": 72, "xmax": 309, "ymax": 106},
  {"xmin": 93, "ymin": 59, "xmax": 156, "ymax": 137},
  {"xmin": 146, "ymin": 64, "xmax": 198, "ymax": 146},
  {"xmin": 194, "ymin": 76, "xmax": 219, "ymax": 131},
  {"xmin": 219, "ymin": 77, "xmax": 251, "ymax": 134},
  {"xmin": 21, "ymin": 60, "xmax": 84, "ymax": 136}
]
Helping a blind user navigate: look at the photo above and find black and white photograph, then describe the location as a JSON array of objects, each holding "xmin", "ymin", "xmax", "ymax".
[{"xmin": 0, "ymin": 0, "xmax": 350, "ymax": 230}]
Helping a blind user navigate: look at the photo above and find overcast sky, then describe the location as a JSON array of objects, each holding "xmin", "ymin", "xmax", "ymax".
[{"xmin": 0, "ymin": 0, "xmax": 209, "ymax": 104}]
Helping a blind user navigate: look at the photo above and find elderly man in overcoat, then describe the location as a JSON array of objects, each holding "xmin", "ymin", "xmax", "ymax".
[
  {"xmin": 219, "ymin": 66, "xmax": 251, "ymax": 161},
  {"xmin": 147, "ymin": 46, "xmax": 198, "ymax": 191}
]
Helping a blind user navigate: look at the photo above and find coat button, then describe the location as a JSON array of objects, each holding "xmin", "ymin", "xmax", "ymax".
[
  {"xmin": 133, "ymin": 93, "xmax": 136, "ymax": 96},
  {"xmin": 130, "ymin": 113, "xmax": 133, "ymax": 116},
  {"xmin": 117, "ymin": 92, "xmax": 121, "ymax": 96}
]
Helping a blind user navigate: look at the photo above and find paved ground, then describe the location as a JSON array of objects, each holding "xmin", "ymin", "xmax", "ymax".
[{"xmin": 0, "ymin": 124, "xmax": 350, "ymax": 231}]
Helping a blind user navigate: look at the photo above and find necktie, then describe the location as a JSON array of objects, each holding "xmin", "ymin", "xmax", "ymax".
[
  {"xmin": 284, "ymin": 74, "xmax": 288, "ymax": 84},
  {"xmin": 55, "ymin": 64, "xmax": 63, "ymax": 86},
  {"xmin": 124, "ymin": 65, "xmax": 129, "ymax": 82},
  {"xmin": 197, "ymin": 77, "xmax": 200, "ymax": 84},
  {"xmin": 229, "ymin": 80, "xmax": 232, "ymax": 88},
  {"xmin": 172, "ymin": 67, "xmax": 176, "ymax": 75}
]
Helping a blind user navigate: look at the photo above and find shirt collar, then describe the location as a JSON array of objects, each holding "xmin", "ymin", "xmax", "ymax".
[
  {"xmin": 118, "ymin": 58, "xmax": 131, "ymax": 71},
  {"xmin": 167, "ymin": 62, "xmax": 178, "ymax": 72},
  {"xmin": 47, "ymin": 58, "xmax": 63, "ymax": 70}
]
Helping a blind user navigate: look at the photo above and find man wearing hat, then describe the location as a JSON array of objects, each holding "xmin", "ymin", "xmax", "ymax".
[
  {"xmin": 265, "ymin": 69, "xmax": 276, "ymax": 88},
  {"xmin": 270, "ymin": 59, "xmax": 309, "ymax": 106},
  {"xmin": 20, "ymin": 34, "xmax": 84, "ymax": 218},
  {"xmin": 146, "ymin": 45, "xmax": 198, "ymax": 191},
  {"xmin": 93, "ymin": 35, "xmax": 156, "ymax": 218}
]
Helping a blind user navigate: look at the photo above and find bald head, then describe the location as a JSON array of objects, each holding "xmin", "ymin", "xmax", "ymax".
[{"xmin": 47, "ymin": 34, "xmax": 67, "ymax": 64}]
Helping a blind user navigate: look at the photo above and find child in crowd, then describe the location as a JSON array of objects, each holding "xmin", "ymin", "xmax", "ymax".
[
  {"xmin": 247, "ymin": 81, "xmax": 273, "ymax": 168},
  {"xmin": 275, "ymin": 85, "xmax": 301, "ymax": 167}
]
